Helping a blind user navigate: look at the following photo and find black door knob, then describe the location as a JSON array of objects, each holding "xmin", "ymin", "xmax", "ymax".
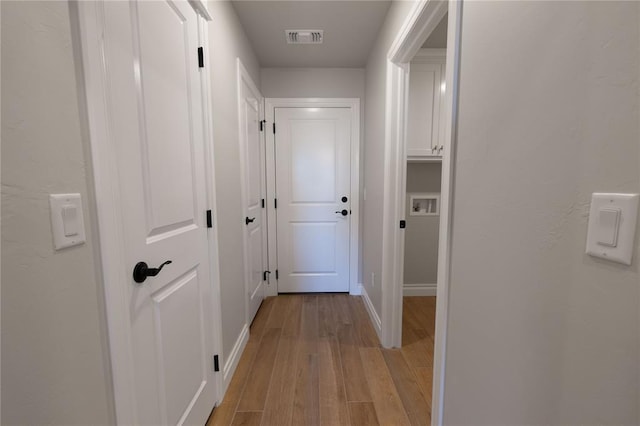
[
  {"xmin": 133, "ymin": 260, "xmax": 172, "ymax": 283},
  {"xmin": 335, "ymin": 209, "xmax": 348, "ymax": 216},
  {"xmin": 245, "ymin": 217, "xmax": 256, "ymax": 225},
  {"xmin": 341, "ymin": 196, "xmax": 348, "ymax": 203}
]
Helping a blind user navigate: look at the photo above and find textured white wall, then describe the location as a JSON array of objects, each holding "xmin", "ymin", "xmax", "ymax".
[
  {"xmin": 404, "ymin": 163, "xmax": 441, "ymax": 285},
  {"xmin": 261, "ymin": 67, "xmax": 365, "ymax": 283},
  {"xmin": 363, "ymin": 0, "xmax": 416, "ymax": 314},
  {"xmin": 1, "ymin": 1, "xmax": 114, "ymax": 424},
  {"xmin": 444, "ymin": 1, "xmax": 640, "ymax": 423},
  {"xmin": 207, "ymin": 1, "xmax": 262, "ymax": 363}
]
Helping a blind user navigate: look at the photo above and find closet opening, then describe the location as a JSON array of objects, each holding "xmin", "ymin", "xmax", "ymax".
[{"xmin": 400, "ymin": 11, "xmax": 447, "ymax": 410}]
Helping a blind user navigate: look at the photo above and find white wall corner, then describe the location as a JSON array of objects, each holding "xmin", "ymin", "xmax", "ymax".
[
  {"xmin": 222, "ymin": 324, "xmax": 249, "ymax": 394},
  {"xmin": 350, "ymin": 283, "xmax": 363, "ymax": 296},
  {"xmin": 360, "ymin": 284, "xmax": 382, "ymax": 336},
  {"xmin": 403, "ymin": 283, "xmax": 437, "ymax": 296}
]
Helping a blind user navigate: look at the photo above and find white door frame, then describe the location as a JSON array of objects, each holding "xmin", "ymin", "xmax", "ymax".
[
  {"xmin": 264, "ymin": 98, "xmax": 361, "ymax": 296},
  {"xmin": 380, "ymin": 1, "xmax": 463, "ymax": 425},
  {"xmin": 236, "ymin": 58, "xmax": 267, "ymax": 325},
  {"xmin": 72, "ymin": 2, "xmax": 223, "ymax": 423}
]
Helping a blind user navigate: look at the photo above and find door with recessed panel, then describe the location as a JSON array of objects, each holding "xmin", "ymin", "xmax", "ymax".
[
  {"xmin": 238, "ymin": 67, "xmax": 267, "ymax": 324},
  {"xmin": 95, "ymin": 1, "xmax": 217, "ymax": 423},
  {"xmin": 274, "ymin": 107, "xmax": 351, "ymax": 293}
]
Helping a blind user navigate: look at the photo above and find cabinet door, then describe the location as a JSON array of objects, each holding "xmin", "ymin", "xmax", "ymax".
[
  {"xmin": 407, "ymin": 62, "xmax": 442, "ymax": 157},
  {"xmin": 437, "ymin": 62, "xmax": 447, "ymax": 155}
]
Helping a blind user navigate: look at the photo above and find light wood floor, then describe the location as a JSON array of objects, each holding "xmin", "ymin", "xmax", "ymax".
[{"xmin": 207, "ymin": 295, "xmax": 436, "ymax": 426}]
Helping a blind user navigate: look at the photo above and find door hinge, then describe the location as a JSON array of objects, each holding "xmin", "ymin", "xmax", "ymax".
[
  {"xmin": 399, "ymin": 220, "xmax": 406, "ymax": 229},
  {"xmin": 197, "ymin": 47, "xmax": 204, "ymax": 68},
  {"xmin": 274, "ymin": 198, "xmax": 278, "ymax": 209},
  {"xmin": 259, "ymin": 120, "xmax": 266, "ymax": 132},
  {"xmin": 263, "ymin": 270, "xmax": 271, "ymax": 281},
  {"xmin": 275, "ymin": 269, "xmax": 279, "ymax": 280},
  {"xmin": 261, "ymin": 198, "xmax": 265, "ymax": 208},
  {"xmin": 206, "ymin": 210, "xmax": 213, "ymax": 228},
  {"xmin": 213, "ymin": 355, "xmax": 220, "ymax": 372},
  {"xmin": 273, "ymin": 122, "xmax": 276, "ymax": 134}
]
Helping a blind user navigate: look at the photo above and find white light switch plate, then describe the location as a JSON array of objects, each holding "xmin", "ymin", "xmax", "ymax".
[
  {"xmin": 586, "ymin": 193, "xmax": 639, "ymax": 265},
  {"xmin": 49, "ymin": 193, "xmax": 86, "ymax": 250}
]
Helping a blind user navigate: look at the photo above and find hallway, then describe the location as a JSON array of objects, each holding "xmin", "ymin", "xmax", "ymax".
[{"xmin": 208, "ymin": 295, "xmax": 435, "ymax": 425}]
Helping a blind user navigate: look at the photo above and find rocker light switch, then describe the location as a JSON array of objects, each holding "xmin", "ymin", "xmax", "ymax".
[
  {"xmin": 62, "ymin": 205, "xmax": 79, "ymax": 237},
  {"xmin": 596, "ymin": 208, "xmax": 620, "ymax": 247},
  {"xmin": 586, "ymin": 193, "xmax": 639, "ymax": 265},
  {"xmin": 50, "ymin": 194, "xmax": 86, "ymax": 250}
]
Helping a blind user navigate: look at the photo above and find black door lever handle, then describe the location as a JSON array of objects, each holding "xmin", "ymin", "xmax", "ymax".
[
  {"xmin": 335, "ymin": 209, "xmax": 348, "ymax": 216},
  {"xmin": 133, "ymin": 260, "xmax": 172, "ymax": 283},
  {"xmin": 245, "ymin": 217, "xmax": 256, "ymax": 225}
]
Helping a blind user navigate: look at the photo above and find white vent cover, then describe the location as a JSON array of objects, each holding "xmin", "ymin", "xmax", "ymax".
[{"xmin": 286, "ymin": 30, "xmax": 323, "ymax": 44}]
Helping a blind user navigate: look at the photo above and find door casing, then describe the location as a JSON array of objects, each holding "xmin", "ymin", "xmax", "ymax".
[
  {"xmin": 73, "ymin": 2, "xmax": 224, "ymax": 423},
  {"xmin": 264, "ymin": 98, "xmax": 361, "ymax": 296}
]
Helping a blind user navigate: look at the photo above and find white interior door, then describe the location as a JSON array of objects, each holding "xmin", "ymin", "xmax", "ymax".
[
  {"xmin": 238, "ymin": 66, "xmax": 267, "ymax": 324},
  {"xmin": 99, "ymin": 1, "xmax": 216, "ymax": 423},
  {"xmin": 274, "ymin": 107, "xmax": 351, "ymax": 293}
]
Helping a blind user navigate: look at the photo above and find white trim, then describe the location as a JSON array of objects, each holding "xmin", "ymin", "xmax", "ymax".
[
  {"xmin": 350, "ymin": 283, "xmax": 363, "ymax": 296},
  {"xmin": 74, "ymin": 3, "xmax": 138, "ymax": 422},
  {"xmin": 380, "ymin": 2, "xmax": 464, "ymax": 426},
  {"xmin": 74, "ymin": 2, "xmax": 223, "ymax": 422},
  {"xmin": 412, "ymin": 48, "xmax": 447, "ymax": 61},
  {"xmin": 360, "ymin": 284, "xmax": 382, "ymax": 335},
  {"xmin": 380, "ymin": 60, "xmax": 410, "ymax": 349},
  {"xmin": 388, "ymin": 1, "xmax": 448, "ymax": 63},
  {"xmin": 403, "ymin": 284, "xmax": 437, "ymax": 297},
  {"xmin": 222, "ymin": 324, "xmax": 249, "ymax": 391},
  {"xmin": 264, "ymin": 98, "xmax": 361, "ymax": 296},
  {"xmin": 199, "ymin": 16, "xmax": 225, "ymax": 407},
  {"xmin": 188, "ymin": 0, "xmax": 212, "ymax": 21}
]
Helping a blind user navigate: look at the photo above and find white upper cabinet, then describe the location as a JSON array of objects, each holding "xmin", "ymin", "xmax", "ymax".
[{"xmin": 407, "ymin": 49, "xmax": 447, "ymax": 160}]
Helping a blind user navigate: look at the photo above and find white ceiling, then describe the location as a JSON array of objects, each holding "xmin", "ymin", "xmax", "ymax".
[
  {"xmin": 232, "ymin": 1, "xmax": 392, "ymax": 68},
  {"xmin": 422, "ymin": 13, "xmax": 447, "ymax": 49}
]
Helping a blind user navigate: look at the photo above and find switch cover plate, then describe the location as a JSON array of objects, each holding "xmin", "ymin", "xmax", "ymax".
[
  {"xmin": 50, "ymin": 193, "xmax": 86, "ymax": 250},
  {"xmin": 586, "ymin": 193, "xmax": 639, "ymax": 265}
]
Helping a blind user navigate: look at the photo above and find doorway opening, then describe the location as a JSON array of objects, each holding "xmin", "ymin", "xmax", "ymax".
[
  {"xmin": 401, "ymin": 13, "xmax": 447, "ymax": 413},
  {"xmin": 380, "ymin": 1, "xmax": 462, "ymax": 424}
]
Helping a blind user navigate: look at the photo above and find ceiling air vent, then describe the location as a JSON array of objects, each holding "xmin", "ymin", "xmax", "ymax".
[{"xmin": 286, "ymin": 30, "xmax": 323, "ymax": 44}]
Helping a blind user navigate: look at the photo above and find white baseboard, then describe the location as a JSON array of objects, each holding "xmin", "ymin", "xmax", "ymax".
[
  {"xmin": 403, "ymin": 283, "xmax": 437, "ymax": 296},
  {"xmin": 360, "ymin": 285, "xmax": 382, "ymax": 336},
  {"xmin": 222, "ymin": 324, "xmax": 249, "ymax": 393},
  {"xmin": 349, "ymin": 283, "xmax": 363, "ymax": 296}
]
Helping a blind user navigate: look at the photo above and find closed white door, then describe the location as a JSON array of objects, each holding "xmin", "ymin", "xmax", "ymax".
[
  {"xmin": 274, "ymin": 107, "xmax": 351, "ymax": 293},
  {"xmin": 238, "ymin": 69, "xmax": 267, "ymax": 324},
  {"xmin": 99, "ymin": 1, "xmax": 216, "ymax": 423}
]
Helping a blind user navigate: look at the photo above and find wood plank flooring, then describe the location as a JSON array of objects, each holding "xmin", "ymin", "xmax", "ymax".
[{"xmin": 207, "ymin": 295, "xmax": 436, "ymax": 426}]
